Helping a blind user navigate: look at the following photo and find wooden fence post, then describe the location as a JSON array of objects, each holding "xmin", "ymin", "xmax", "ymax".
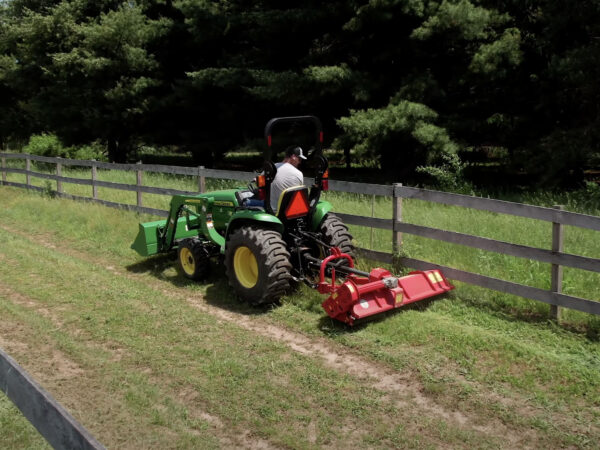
[
  {"xmin": 392, "ymin": 183, "xmax": 403, "ymax": 254},
  {"xmin": 1, "ymin": 156, "xmax": 6, "ymax": 185},
  {"xmin": 25, "ymin": 156, "xmax": 31, "ymax": 188},
  {"xmin": 56, "ymin": 158, "xmax": 63, "ymax": 194},
  {"xmin": 198, "ymin": 165, "xmax": 206, "ymax": 193},
  {"xmin": 91, "ymin": 161, "xmax": 98, "ymax": 200},
  {"xmin": 136, "ymin": 161, "xmax": 143, "ymax": 207},
  {"xmin": 551, "ymin": 205, "xmax": 564, "ymax": 321},
  {"xmin": 370, "ymin": 194, "xmax": 375, "ymax": 249}
]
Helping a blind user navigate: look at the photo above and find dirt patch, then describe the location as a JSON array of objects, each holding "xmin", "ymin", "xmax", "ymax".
[
  {"xmin": 0, "ymin": 282, "xmax": 66, "ymax": 329},
  {"xmin": 174, "ymin": 386, "xmax": 278, "ymax": 449},
  {"xmin": 0, "ymin": 302, "xmax": 84, "ymax": 383},
  {"xmin": 183, "ymin": 296, "xmax": 523, "ymax": 441}
]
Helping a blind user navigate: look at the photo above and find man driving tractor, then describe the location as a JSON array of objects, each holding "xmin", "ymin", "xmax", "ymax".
[
  {"xmin": 243, "ymin": 145, "xmax": 307, "ymax": 212},
  {"xmin": 270, "ymin": 146, "xmax": 307, "ymax": 213}
]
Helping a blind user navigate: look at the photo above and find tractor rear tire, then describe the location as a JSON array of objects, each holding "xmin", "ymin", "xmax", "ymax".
[
  {"xmin": 178, "ymin": 238, "xmax": 211, "ymax": 281},
  {"xmin": 225, "ymin": 227, "xmax": 292, "ymax": 305},
  {"xmin": 320, "ymin": 213, "xmax": 355, "ymax": 258}
]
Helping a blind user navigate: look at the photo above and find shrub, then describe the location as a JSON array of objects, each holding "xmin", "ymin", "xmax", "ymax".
[
  {"xmin": 417, "ymin": 152, "xmax": 473, "ymax": 193},
  {"xmin": 23, "ymin": 133, "xmax": 68, "ymax": 157},
  {"xmin": 334, "ymin": 99, "xmax": 460, "ymax": 179},
  {"xmin": 71, "ymin": 141, "xmax": 106, "ymax": 161},
  {"xmin": 23, "ymin": 134, "xmax": 107, "ymax": 161}
]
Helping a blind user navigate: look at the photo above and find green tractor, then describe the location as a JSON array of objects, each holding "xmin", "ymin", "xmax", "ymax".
[{"xmin": 131, "ymin": 116, "xmax": 354, "ymax": 305}]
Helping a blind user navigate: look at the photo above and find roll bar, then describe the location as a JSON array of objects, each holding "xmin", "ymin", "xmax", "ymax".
[
  {"xmin": 264, "ymin": 115, "xmax": 323, "ymax": 159},
  {"xmin": 260, "ymin": 115, "xmax": 328, "ymax": 218}
]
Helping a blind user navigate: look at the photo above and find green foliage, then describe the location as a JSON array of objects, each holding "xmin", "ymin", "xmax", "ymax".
[
  {"xmin": 0, "ymin": 0, "xmax": 598, "ymax": 185},
  {"xmin": 336, "ymin": 99, "xmax": 459, "ymax": 177},
  {"xmin": 23, "ymin": 133, "xmax": 68, "ymax": 157},
  {"xmin": 23, "ymin": 133, "xmax": 106, "ymax": 160},
  {"xmin": 70, "ymin": 141, "xmax": 107, "ymax": 161},
  {"xmin": 416, "ymin": 152, "xmax": 472, "ymax": 193},
  {"xmin": 243, "ymin": 65, "xmax": 354, "ymax": 104},
  {"xmin": 1, "ymin": 0, "xmax": 169, "ymax": 161},
  {"xmin": 411, "ymin": 0, "xmax": 508, "ymax": 41},
  {"xmin": 470, "ymin": 27, "xmax": 522, "ymax": 76}
]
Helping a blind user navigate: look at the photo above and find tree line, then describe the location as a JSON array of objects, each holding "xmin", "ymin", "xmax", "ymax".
[{"xmin": 1, "ymin": 0, "xmax": 598, "ymax": 187}]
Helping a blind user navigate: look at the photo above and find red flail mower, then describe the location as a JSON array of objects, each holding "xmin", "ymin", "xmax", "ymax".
[{"xmin": 316, "ymin": 248, "xmax": 454, "ymax": 325}]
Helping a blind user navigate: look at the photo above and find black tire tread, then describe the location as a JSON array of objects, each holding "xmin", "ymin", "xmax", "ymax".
[
  {"xmin": 320, "ymin": 213, "xmax": 355, "ymax": 257},
  {"xmin": 224, "ymin": 227, "xmax": 292, "ymax": 305},
  {"xmin": 178, "ymin": 238, "xmax": 211, "ymax": 281}
]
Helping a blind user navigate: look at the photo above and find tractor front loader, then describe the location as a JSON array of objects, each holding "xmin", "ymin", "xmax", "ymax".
[{"xmin": 132, "ymin": 116, "xmax": 453, "ymax": 324}]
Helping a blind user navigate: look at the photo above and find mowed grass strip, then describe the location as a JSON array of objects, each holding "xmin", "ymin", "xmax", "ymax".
[
  {"xmin": 0, "ymin": 197, "xmax": 489, "ymax": 448},
  {"xmin": 2, "ymin": 186, "xmax": 600, "ymax": 447}
]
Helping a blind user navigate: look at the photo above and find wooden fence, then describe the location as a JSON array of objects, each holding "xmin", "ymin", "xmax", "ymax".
[
  {"xmin": 2, "ymin": 152, "xmax": 600, "ymax": 320},
  {"xmin": 0, "ymin": 347, "xmax": 105, "ymax": 449}
]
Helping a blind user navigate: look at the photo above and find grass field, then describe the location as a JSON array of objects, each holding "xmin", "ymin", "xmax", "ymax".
[{"xmin": 1, "ymin": 164, "xmax": 600, "ymax": 448}]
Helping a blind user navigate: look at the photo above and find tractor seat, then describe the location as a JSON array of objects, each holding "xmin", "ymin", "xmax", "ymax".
[
  {"xmin": 275, "ymin": 185, "xmax": 310, "ymax": 220},
  {"xmin": 235, "ymin": 189, "xmax": 265, "ymax": 211}
]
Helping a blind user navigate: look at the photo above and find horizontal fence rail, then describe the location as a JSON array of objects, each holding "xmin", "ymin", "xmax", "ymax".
[
  {"xmin": 356, "ymin": 249, "xmax": 600, "ymax": 316},
  {"xmin": 335, "ymin": 212, "xmax": 600, "ymax": 273},
  {"xmin": 1, "ymin": 152, "xmax": 599, "ymax": 318},
  {"xmin": 0, "ymin": 348, "xmax": 105, "ymax": 450},
  {"xmin": 396, "ymin": 185, "xmax": 600, "ymax": 231}
]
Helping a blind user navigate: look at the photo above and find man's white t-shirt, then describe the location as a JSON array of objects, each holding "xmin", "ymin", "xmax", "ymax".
[{"xmin": 270, "ymin": 162, "xmax": 304, "ymax": 213}]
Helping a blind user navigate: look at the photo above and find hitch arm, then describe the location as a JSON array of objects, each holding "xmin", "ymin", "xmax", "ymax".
[{"xmin": 303, "ymin": 254, "xmax": 370, "ymax": 278}]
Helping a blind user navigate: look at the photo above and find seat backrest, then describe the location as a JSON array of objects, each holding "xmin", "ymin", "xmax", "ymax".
[{"xmin": 275, "ymin": 185, "xmax": 310, "ymax": 220}]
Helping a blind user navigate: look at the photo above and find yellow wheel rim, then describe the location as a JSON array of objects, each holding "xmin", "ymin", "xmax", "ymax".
[
  {"xmin": 233, "ymin": 246, "xmax": 258, "ymax": 288},
  {"xmin": 180, "ymin": 247, "xmax": 196, "ymax": 276}
]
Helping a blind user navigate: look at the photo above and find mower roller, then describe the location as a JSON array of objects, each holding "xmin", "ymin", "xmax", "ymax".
[{"xmin": 131, "ymin": 116, "xmax": 453, "ymax": 324}]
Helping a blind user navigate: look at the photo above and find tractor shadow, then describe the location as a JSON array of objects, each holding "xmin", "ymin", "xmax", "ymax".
[
  {"xmin": 126, "ymin": 253, "xmax": 198, "ymax": 289},
  {"xmin": 125, "ymin": 254, "xmax": 273, "ymax": 317},
  {"xmin": 126, "ymin": 255, "xmax": 447, "ymax": 329},
  {"xmin": 203, "ymin": 282, "xmax": 275, "ymax": 317}
]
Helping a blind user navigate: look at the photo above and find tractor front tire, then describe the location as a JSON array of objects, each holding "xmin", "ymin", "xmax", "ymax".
[
  {"xmin": 178, "ymin": 238, "xmax": 211, "ymax": 281},
  {"xmin": 225, "ymin": 227, "xmax": 292, "ymax": 305}
]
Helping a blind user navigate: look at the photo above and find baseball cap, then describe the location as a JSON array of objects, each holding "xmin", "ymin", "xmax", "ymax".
[{"xmin": 286, "ymin": 146, "xmax": 307, "ymax": 160}]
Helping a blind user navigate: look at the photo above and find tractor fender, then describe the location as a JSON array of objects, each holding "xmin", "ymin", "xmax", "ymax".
[
  {"xmin": 311, "ymin": 200, "xmax": 333, "ymax": 230},
  {"xmin": 224, "ymin": 210, "xmax": 284, "ymax": 252}
]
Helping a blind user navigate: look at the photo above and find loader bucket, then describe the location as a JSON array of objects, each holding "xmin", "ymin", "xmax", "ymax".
[{"xmin": 131, "ymin": 217, "xmax": 200, "ymax": 257}]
